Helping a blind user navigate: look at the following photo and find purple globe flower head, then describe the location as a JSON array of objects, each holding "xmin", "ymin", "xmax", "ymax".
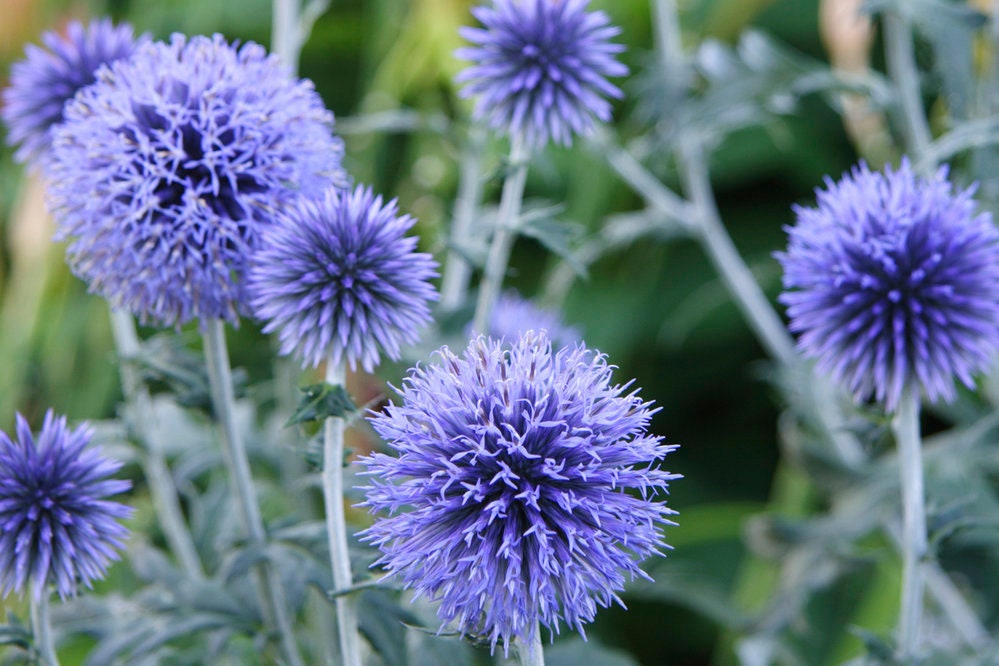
[
  {"xmin": 360, "ymin": 331, "xmax": 679, "ymax": 652},
  {"xmin": 47, "ymin": 33, "xmax": 349, "ymax": 328},
  {"xmin": 249, "ymin": 185, "xmax": 439, "ymax": 372},
  {"xmin": 472, "ymin": 290, "xmax": 582, "ymax": 349},
  {"xmin": 2, "ymin": 18, "xmax": 149, "ymax": 166},
  {"xmin": 455, "ymin": 0, "xmax": 628, "ymax": 148},
  {"xmin": 0, "ymin": 411, "xmax": 132, "ymax": 601},
  {"xmin": 778, "ymin": 159, "xmax": 999, "ymax": 412}
]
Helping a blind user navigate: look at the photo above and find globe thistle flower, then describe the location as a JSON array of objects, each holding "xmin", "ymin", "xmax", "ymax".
[
  {"xmin": 2, "ymin": 18, "xmax": 148, "ymax": 166},
  {"xmin": 473, "ymin": 290, "xmax": 582, "ymax": 349},
  {"xmin": 0, "ymin": 411, "xmax": 132, "ymax": 600},
  {"xmin": 249, "ymin": 185, "xmax": 439, "ymax": 371},
  {"xmin": 360, "ymin": 331, "xmax": 678, "ymax": 651},
  {"xmin": 455, "ymin": 0, "xmax": 628, "ymax": 148},
  {"xmin": 47, "ymin": 34, "xmax": 349, "ymax": 328},
  {"xmin": 778, "ymin": 160, "xmax": 999, "ymax": 411}
]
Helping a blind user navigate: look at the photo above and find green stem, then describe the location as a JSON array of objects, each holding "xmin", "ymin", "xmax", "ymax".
[
  {"xmin": 439, "ymin": 126, "xmax": 487, "ymax": 313},
  {"xmin": 202, "ymin": 320, "xmax": 304, "ymax": 666},
  {"xmin": 472, "ymin": 135, "xmax": 530, "ymax": 334},
  {"xmin": 322, "ymin": 358, "xmax": 363, "ymax": 666},
  {"xmin": 883, "ymin": 11, "xmax": 932, "ymax": 164},
  {"xmin": 30, "ymin": 593, "xmax": 58, "ymax": 666},
  {"xmin": 894, "ymin": 387, "xmax": 926, "ymax": 660},
  {"xmin": 109, "ymin": 309, "xmax": 204, "ymax": 578},
  {"xmin": 518, "ymin": 622, "xmax": 545, "ymax": 666}
]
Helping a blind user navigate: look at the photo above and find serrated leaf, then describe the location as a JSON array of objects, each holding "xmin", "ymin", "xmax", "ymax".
[
  {"xmin": 518, "ymin": 215, "xmax": 587, "ymax": 278},
  {"xmin": 0, "ymin": 622, "xmax": 30, "ymax": 650},
  {"xmin": 286, "ymin": 382, "xmax": 357, "ymax": 426}
]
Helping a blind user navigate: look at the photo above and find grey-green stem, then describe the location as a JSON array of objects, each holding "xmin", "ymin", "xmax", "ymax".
[
  {"xmin": 322, "ymin": 358, "xmax": 363, "ymax": 666},
  {"xmin": 894, "ymin": 387, "xmax": 926, "ymax": 660},
  {"xmin": 883, "ymin": 11, "xmax": 932, "ymax": 165},
  {"xmin": 109, "ymin": 309, "xmax": 204, "ymax": 578},
  {"xmin": 518, "ymin": 622, "xmax": 545, "ymax": 666},
  {"xmin": 472, "ymin": 135, "xmax": 530, "ymax": 334},
  {"xmin": 30, "ymin": 593, "xmax": 58, "ymax": 666},
  {"xmin": 439, "ymin": 127, "xmax": 487, "ymax": 312},
  {"xmin": 202, "ymin": 320, "xmax": 304, "ymax": 666}
]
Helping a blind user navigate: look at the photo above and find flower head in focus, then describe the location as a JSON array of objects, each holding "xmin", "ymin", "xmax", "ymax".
[
  {"xmin": 47, "ymin": 33, "xmax": 349, "ymax": 328},
  {"xmin": 475, "ymin": 290, "xmax": 582, "ymax": 349},
  {"xmin": 455, "ymin": 0, "xmax": 628, "ymax": 148},
  {"xmin": 361, "ymin": 331, "xmax": 678, "ymax": 651},
  {"xmin": 0, "ymin": 411, "xmax": 132, "ymax": 600},
  {"xmin": 778, "ymin": 159, "xmax": 999, "ymax": 411},
  {"xmin": 2, "ymin": 18, "xmax": 148, "ymax": 166},
  {"xmin": 249, "ymin": 185, "xmax": 439, "ymax": 371}
]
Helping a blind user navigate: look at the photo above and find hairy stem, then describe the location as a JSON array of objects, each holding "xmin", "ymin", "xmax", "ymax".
[
  {"xmin": 202, "ymin": 320, "xmax": 304, "ymax": 666},
  {"xmin": 472, "ymin": 135, "xmax": 530, "ymax": 334},
  {"xmin": 322, "ymin": 358, "xmax": 363, "ymax": 666},
  {"xmin": 518, "ymin": 621, "xmax": 545, "ymax": 666},
  {"xmin": 109, "ymin": 309, "xmax": 204, "ymax": 578},
  {"xmin": 30, "ymin": 593, "xmax": 58, "ymax": 666},
  {"xmin": 894, "ymin": 387, "xmax": 926, "ymax": 659}
]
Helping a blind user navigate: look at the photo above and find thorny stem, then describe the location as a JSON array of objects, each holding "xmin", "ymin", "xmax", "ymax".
[
  {"xmin": 30, "ymin": 593, "xmax": 58, "ymax": 666},
  {"xmin": 202, "ymin": 320, "xmax": 304, "ymax": 666},
  {"xmin": 109, "ymin": 309, "xmax": 205, "ymax": 578},
  {"xmin": 440, "ymin": 126, "xmax": 487, "ymax": 313},
  {"xmin": 472, "ymin": 135, "xmax": 530, "ymax": 334},
  {"xmin": 322, "ymin": 358, "xmax": 363, "ymax": 666},
  {"xmin": 894, "ymin": 387, "xmax": 926, "ymax": 660}
]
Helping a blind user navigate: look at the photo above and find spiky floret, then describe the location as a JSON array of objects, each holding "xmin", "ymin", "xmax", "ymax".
[
  {"xmin": 361, "ymin": 332, "xmax": 678, "ymax": 651},
  {"xmin": 0, "ymin": 411, "xmax": 132, "ymax": 600},
  {"xmin": 249, "ymin": 185, "xmax": 439, "ymax": 371},
  {"xmin": 2, "ymin": 18, "xmax": 148, "ymax": 166},
  {"xmin": 455, "ymin": 0, "xmax": 628, "ymax": 148},
  {"xmin": 47, "ymin": 33, "xmax": 349, "ymax": 327},
  {"xmin": 778, "ymin": 160, "xmax": 999, "ymax": 411}
]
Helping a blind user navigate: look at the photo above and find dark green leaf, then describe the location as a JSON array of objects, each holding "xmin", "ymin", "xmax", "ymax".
[
  {"xmin": 518, "ymin": 213, "xmax": 587, "ymax": 278},
  {"xmin": 545, "ymin": 637, "xmax": 641, "ymax": 666},
  {"xmin": 357, "ymin": 589, "xmax": 418, "ymax": 666},
  {"xmin": 850, "ymin": 627, "xmax": 895, "ymax": 663},
  {"xmin": 286, "ymin": 382, "xmax": 357, "ymax": 426}
]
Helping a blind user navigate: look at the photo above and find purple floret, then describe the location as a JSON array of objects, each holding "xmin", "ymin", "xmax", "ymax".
[
  {"xmin": 778, "ymin": 159, "xmax": 999, "ymax": 411},
  {"xmin": 249, "ymin": 185, "xmax": 439, "ymax": 372},
  {"xmin": 0, "ymin": 411, "xmax": 132, "ymax": 600},
  {"xmin": 47, "ymin": 33, "xmax": 349, "ymax": 328},
  {"xmin": 455, "ymin": 0, "xmax": 628, "ymax": 148},
  {"xmin": 360, "ymin": 331, "xmax": 678, "ymax": 652}
]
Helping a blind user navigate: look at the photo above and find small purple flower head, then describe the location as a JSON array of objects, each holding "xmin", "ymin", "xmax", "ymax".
[
  {"xmin": 0, "ymin": 411, "xmax": 132, "ymax": 600},
  {"xmin": 2, "ymin": 18, "xmax": 149, "ymax": 166},
  {"xmin": 249, "ymin": 185, "xmax": 439, "ymax": 372},
  {"xmin": 778, "ymin": 160, "xmax": 999, "ymax": 411},
  {"xmin": 360, "ymin": 331, "xmax": 678, "ymax": 651},
  {"xmin": 47, "ymin": 33, "xmax": 349, "ymax": 328},
  {"xmin": 455, "ymin": 0, "xmax": 628, "ymax": 148},
  {"xmin": 474, "ymin": 290, "xmax": 582, "ymax": 348}
]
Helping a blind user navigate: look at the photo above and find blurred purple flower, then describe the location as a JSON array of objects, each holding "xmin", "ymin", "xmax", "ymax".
[
  {"xmin": 360, "ymin": 331, "xmax": 678, "ymax": 651},
  {"xmin": 474, "ymin": 290, "xmax": 581, "ymax": 348},
  {"xmin": 778, "ymin": 160, "xmax": 999, "ymax": 411},
  {"xmin": 0, "ymin": 411, "xmax": 132, "ymax": 600},
  {"xmin": 2, "ymin": 18, "xmax": 148, "ymax": 166},
  {"xmin": 455, "ymin": 0, "xmax": 627, "ymax": 148},
  {"xmin": 249, "ymin": 185, "xmax": 438, "ymax": 371},
  {"xmin": 47, "ymin": 34, "xmax": 348, "ymax": 328}
]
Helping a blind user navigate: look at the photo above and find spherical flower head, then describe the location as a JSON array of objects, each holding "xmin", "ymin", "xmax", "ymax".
[
  {"xmin": 778, "ymin": 159, "xmax": 999, "ymax": 412},
  {"xmin": 2, "ymin": 18, "xmax": 149, "ymax": 166},
  {"xmin": 249, "ymin": 185, "xmax": 439, "ymax": 371},
  {"xmin": 455, "ymin": 0, "xmax": 628, "ymax": 148},
  {"xmin": 360, "ymin": 331, "xmax": 678, "ymax": 652},
  {"xmin": 47, "ymin": 33, "xmax": 349, "ymax": 328},
  {"xmin": 0, "ymin": 411, "xmax": 132, "ymax": 600},
  {"xmin": 473, "ymin": 290, "xmax": 582, "ymax": 349}
]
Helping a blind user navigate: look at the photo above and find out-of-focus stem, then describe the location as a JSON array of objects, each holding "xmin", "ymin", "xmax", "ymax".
[
  {"xmin": 472, "ymin": 135, "xmax": 530, "ymax": 334},
  {"xmin": 439, "ymin": 127, "xmax": 487, "ymax": 313},
  {"xmin": 883, "ymin": 11, "xmax": 931, "ymax": 164},
  {"xmin": 109, "ymin": 309, "xmax": 205, "ymax": 578},
  {"xmin": 202, "ymin": 320, "xmax": 304, "ymax": 666},
  {"xmin": 272, "ymin": 0, "xmax": 301, "ymax": 74},
  {"xmin": 30, "ymin": 593, "xmax": 58, "ymax": 666},
  {"xmin": 894, "ymin": 387, "xmax": 926, "ymax": 660},
  {"xmin": 322, "ymin": 358, "xmax": 363, "ymax": 666}
]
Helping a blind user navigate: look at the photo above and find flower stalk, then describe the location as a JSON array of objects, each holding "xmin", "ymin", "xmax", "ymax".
[
  {"xmin": 518, "ymin": 622, "xmax": 545, "ymax": 666},
  {"xmin": 894, "ymin": 386, "xmax": 926, "ymax": 659},
  {"xmin": 322, "ymin": 357, "xmax": 363, "ymax": 666},
  {"xmin": 30, "ymin": 593, "xmax": 58, "ymax": 666},
  {"xmin": 202, "ymin": 320, "xmax": 304, "ymax": 666},
  {"xmin": 472, "ymin": 134, "xmax": 529, "ymax": 334}
]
